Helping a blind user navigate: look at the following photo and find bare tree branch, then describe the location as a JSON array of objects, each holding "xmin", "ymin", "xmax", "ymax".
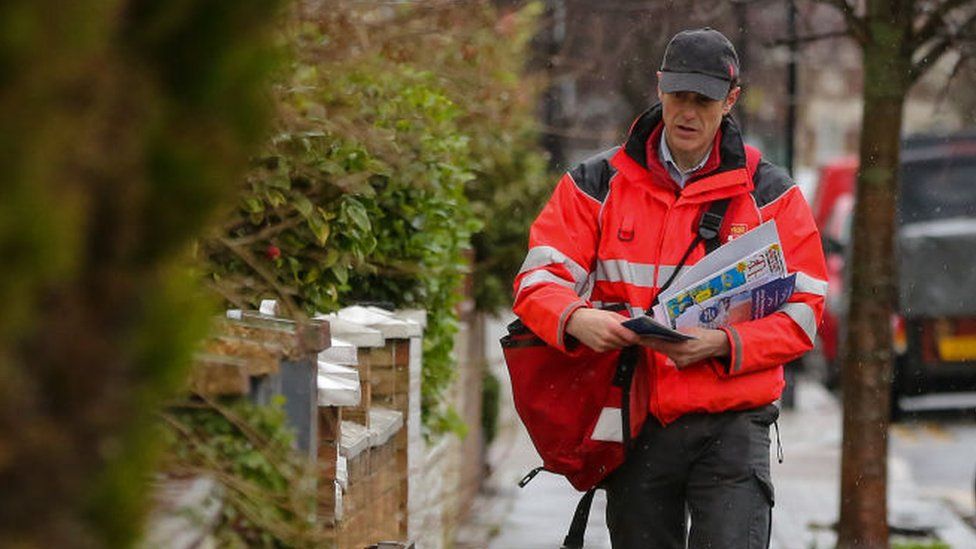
[
  {"xmin": 204, "ymin": 279, "xmax": 248, "ymax": 311},
  {"xmin": 764, "ymin": 28, "xmax": 854, "ymax": 47},
  {"xmin": 814, "ymin": 0, "xmax": 869, "ymax": 45},
  {"xmin": 910, "ymin": 9, "xmax": 976, "ymax": 82},
  {"xmin": 932, "ymin": 49, "xmax": 970, "ymax": 109},
  {"xmin": 222, "ymin": 216, "xmax": 304, "ymax": 248},
  {"xmin": 912, "ymin": 0, "xmax": 973, "ymax": 47},
  {"xmin": 538, "ymin": 124, "xmax": 620, "ymax": 142},
  {"xmin": 217, "ymin": 236, "xmax": 301, "ymax": 317},
  {"xmin": 911, "ymin": 36, "xmax": 955, "ymax": 82}
]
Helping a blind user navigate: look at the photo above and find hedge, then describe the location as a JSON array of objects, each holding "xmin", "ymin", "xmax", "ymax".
[{"xmin": 205, "ymin": 1, "xmax": 550, "ymax": 434}]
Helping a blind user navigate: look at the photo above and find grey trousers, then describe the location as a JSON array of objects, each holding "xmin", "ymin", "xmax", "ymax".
[{"xmin": 604, "ymin": 404, "xmax": 778, "ymax": 549}]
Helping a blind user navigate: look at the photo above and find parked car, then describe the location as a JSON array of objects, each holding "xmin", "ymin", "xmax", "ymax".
[{"xmin": 810, "ymin": 131, "xmax": 976, "ymax": 416}]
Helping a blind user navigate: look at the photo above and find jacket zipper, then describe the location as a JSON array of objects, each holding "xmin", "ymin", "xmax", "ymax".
[{"xmin": 648, "ymin": 193, "xmax": 681, "ymax": 423}]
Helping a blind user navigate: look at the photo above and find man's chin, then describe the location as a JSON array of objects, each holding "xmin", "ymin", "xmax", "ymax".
[{"xmin": 670, "ymin": 139, "xmax": 705, "ymax": 156}]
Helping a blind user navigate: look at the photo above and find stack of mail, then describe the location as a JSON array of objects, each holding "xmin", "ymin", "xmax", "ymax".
[{"xmin": 651, "ymin": 221, "xmax": 796, "ymax": 330}]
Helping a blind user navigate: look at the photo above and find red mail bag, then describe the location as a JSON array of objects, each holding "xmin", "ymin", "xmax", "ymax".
[{"xmin": 500, "ymin": 319, "xmax": 648, "ymax": 491}]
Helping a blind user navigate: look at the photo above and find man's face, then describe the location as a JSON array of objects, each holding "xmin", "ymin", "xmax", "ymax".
[{"xmin": 657, "ymin": 83, "xmax": 740, "ymax": 160}]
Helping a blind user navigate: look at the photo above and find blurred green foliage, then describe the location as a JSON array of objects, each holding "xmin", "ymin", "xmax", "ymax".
[
  {"xmin": 161, "ymin": 397, "xmax": 324, "ymax": 548},
  {"xmin": 891, "ymin": 541, "xmax": 950, "ymax": 549},
  {"xmin": 205, "ymin": 1, "xmax": 550, "ymax": 434},
  {"xmin": 0, "ymin": 0, "xmax": 284, "ymax": 545},
  {"xmin": 481, "ymin": 369, "xmax": 502, "ymax": 446}
]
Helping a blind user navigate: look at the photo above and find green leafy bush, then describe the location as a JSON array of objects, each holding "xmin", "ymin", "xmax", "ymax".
[
  {"xmin": 205, "ymin": 1, "xmax": 550, "ymax": 434},
  {"xmin": 891, "ymin": 541, "xmax": 951, "ymax": 549},
  {"xmin": 161, "ymin": 397, "xmax": 324, "ymax": 548},
  {"xmin": 481, "ymin": 370, "xmax": 502, "ymax": 445}
]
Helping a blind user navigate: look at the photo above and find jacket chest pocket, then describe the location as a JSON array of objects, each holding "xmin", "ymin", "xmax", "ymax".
[{"xmin": 617, "ymin": 213, "xmax": 634, "ymax": 242}]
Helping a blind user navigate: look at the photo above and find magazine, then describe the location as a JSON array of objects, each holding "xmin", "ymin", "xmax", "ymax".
[
  {"xmin": 624, "ymin": 221, "xmax": 796, "ymax": 338},
  {"xmin": 672, "ymin": 273, "xmax": 796, "ymax": 330},
  {"xmin": 661, "ymin": 243, "xmax": 786, "ymax": 324},
  {"xmin": 658, "ymin": 222, "xmax": 780, "ymax": 299}
]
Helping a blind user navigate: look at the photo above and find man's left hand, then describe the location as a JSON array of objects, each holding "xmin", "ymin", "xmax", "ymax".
[{"xmin": 640, "ymin": 327, "xmax": 730, "ymax": 369}]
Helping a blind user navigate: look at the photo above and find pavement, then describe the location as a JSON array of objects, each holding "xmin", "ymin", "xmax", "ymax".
[{"xmin": 455, "ymin": 317, "xmax": 976, "ymax": 549}]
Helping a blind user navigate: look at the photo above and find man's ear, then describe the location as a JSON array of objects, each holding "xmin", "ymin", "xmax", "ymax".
[
  {"xmin": 723, "ymin": 86, "xmax": 741, "ymax": 114},
  {"xmin": 656, "ymin": 71, "xmax": 663, "ymax": 102}
]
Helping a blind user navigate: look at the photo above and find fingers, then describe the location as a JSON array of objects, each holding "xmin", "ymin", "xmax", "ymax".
[
  {"xmin": 590, "ymin": 331, "xmax": 636, "ymax": 352},
  {"xmin": 608, "ymin": 322, "xmax": 640, "ymax": 345},
  {"xmin": 639, "ymin": 337, "xmax": 679, "ymax": 353},
  {"xmin": 641, "ymin": 338, "xmax": 697, "ymax": 368},
  {"xmin": 606, "ymin": 331, "xmax": 637, "ymax": 349},
  {"xmin": 584, "ymin": 319, "xmax": 639, "ymax": 352},
  {"xmin": 592, "ymin": 311, "xmax": 639, "ymax": 351}
]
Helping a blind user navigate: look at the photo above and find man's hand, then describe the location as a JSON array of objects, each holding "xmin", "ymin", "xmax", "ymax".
[
  {"xmin": 640, "ymin": 327, "xmax": 730, "ymax": 369},
  {"xmin": 565, "ymin": 308, "xmax": 640, "ymax": 352}
]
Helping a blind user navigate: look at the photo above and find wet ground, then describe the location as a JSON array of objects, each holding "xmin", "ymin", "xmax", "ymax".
[{"xmin": 456, "ymin": 316, "xmax": 976, "ymax": 549}]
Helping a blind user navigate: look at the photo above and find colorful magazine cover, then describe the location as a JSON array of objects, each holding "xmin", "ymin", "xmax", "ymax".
[
  {"xmin": 673, "ymin": 273, "xmax": 796, "ymax": 330},
  {"xmin": 663, "ymin": 242, "xmax": 787, "ymax": 325}
]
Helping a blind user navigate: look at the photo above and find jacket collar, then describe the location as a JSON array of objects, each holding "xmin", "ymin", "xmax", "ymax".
[{"xmin": 612, "ymin": 103, "xmax": 753, "ymax": 202}]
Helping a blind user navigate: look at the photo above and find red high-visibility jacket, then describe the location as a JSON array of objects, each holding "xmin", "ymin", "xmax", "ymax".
[{"xmin": 513, "ymin": 104, "xmax": 828, "ymax": 425}]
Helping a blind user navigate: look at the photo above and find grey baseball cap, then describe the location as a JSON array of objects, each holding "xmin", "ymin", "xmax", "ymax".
[{"xmin": 659, "ymin": 27, "xmax": 739, "ymax": 101}]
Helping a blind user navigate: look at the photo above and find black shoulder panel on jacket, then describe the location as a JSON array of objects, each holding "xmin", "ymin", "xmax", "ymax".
[
  {"xmin": 752, "ymin": 159, "xmax": 794, "ymax": 208},
  {"xmin": 568, "ymin": 147, "xmax": 620, "ymax": 203}
]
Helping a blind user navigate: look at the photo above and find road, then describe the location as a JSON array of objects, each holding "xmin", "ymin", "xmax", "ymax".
[{"xmin": 891, "ymin": 403, "xmax": 976, "ymax": 521}]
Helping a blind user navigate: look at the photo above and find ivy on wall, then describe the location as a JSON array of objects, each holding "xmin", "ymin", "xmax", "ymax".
[{"xmin": 161, "ymin": 397, "xmax": 324, "ymax": 547}]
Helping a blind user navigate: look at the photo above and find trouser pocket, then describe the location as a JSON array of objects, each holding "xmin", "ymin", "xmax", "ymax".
[
  {"xmin": 753, "ymin": 467, "xmax": 775, "ymax": 505},
  {"xmin": 748, "ymin": 466, "xmax": 774, "ymax": 549},
  {"xmin": 746, "ymin": 405, "xmax": 776, "ymax": 549}
]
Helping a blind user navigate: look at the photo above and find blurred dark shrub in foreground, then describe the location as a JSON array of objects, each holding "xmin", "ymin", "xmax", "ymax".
[{"xmin": 0, "ymin": 1, "xmax": 284, "ymax": 545}]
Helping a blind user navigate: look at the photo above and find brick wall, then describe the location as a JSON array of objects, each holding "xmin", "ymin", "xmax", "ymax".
[{"xmin": 149, "ymin": 303, "xmax": 490, "ymax": 549}]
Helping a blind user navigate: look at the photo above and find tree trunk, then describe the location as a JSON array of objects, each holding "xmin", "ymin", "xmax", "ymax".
[{"xmin": 837, "ymin": 6, "xmax": 912, "ymax": 546}]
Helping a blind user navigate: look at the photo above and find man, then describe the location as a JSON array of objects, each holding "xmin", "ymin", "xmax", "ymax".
[{"xmin": 512, "ymin": 28, "xmax": 827, "ymax": 548}]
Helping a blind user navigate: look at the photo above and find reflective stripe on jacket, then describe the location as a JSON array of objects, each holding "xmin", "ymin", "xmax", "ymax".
[{"xmin": 513, "ymin": 103, "xmax": 828, "ymax": 425}]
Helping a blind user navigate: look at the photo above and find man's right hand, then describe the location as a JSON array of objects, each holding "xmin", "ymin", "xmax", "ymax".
[{"xmin": 565, "ymin": 308, "xmax": 640, "ymax": 352}]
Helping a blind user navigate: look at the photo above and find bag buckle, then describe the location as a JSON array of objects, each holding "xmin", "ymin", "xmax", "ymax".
[{"xmin": 698, "ymin": 210, "xmax": 723, "ymax": 240}]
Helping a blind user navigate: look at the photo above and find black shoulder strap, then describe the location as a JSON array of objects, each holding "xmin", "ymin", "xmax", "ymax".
[
  {"xmin": 562, "ymin": 346, "xmax": 639, "ymax": 548},
  {"xmin": 701, "ymin": 198, "xmax": 732, "ymax": 254},
  {"xmin": 654, "ymin": 198, "xmax": 731, "ymax": 303},
  {"xmin": 562, "ymin": 488, "xmax": 597, "ymax": 548},
  {"xmin": 546, "ymin": 199, "xmax": 732, "ymax": 549},
  {"xmin": 560, "ymin": 200, "xmax": 731, "ymax": 548}
]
